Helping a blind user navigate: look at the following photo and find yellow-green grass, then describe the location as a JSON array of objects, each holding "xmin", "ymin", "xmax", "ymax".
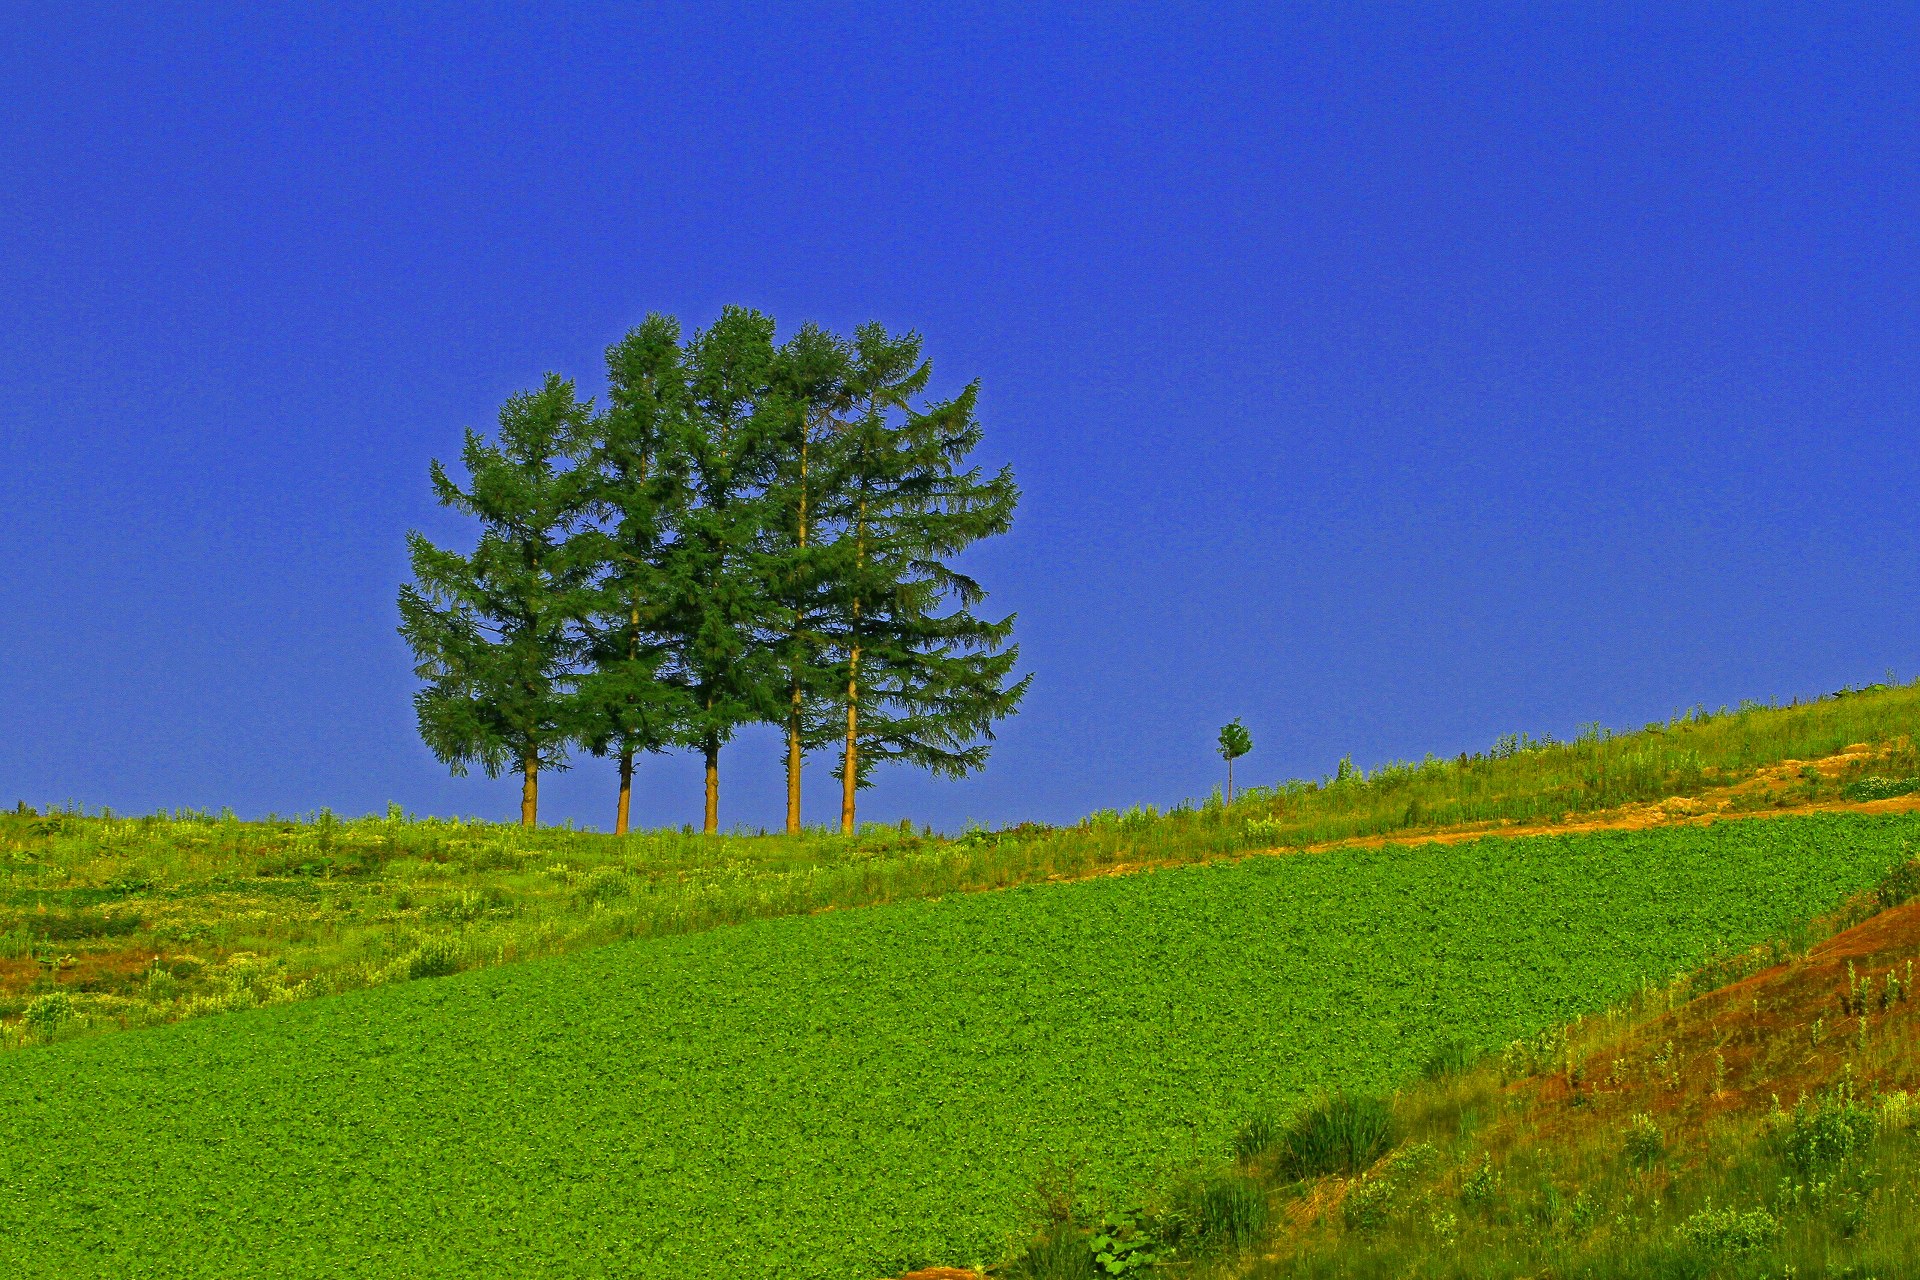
[{"xmin": 6, "ymin": 678, "xmax": 1918, "ymax": 1049}]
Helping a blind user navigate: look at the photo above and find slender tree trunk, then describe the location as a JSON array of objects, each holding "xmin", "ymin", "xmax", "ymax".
[
  {"xmin": 787, "ymin": 718, "xmax": 804, "ymax": 835},
  {"xmin": 520, "ymin": 751, "xmax": 538, "ymax": 828},
  {"xmin": 1227, "ymin": 759, "xmax": 1234, "ymax": 806},
  {"xmin": 615, "ymin": 747, "xmax": 634, "ymax": 836},
  {"xmin": 786, "ymin": 438, "xmax": 809, "ymax": 835},
  {"xmin": 840, "ymin": 644, "xmax": 860, "ymax": 834},
  {"xmin": 703, "ymin": 739, "xmax": 720, "ymax": 834},
  {"xmin": 840, "ymin": 494, "xmax": 866, "ymax": 835}
]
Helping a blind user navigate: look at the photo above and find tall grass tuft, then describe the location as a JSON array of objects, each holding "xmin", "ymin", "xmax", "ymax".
[{"xmin": 1277, "ymin": 1093, "xmax": 1397, "ymax": 1179}]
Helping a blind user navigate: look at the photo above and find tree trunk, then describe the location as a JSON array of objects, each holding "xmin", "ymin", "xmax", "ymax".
[
  {"xmin": 786, "ymin": 714, "xmax": 804, "ymax": 835},
  {"xmin": 703, "ymin": 741, "xmax": 720, "ymax": 834},
  {"xmin": 840, "ymin": 649, "xmax": 859, "ymax": 834},
  {"xmin": 1227, "ymin": 758, "xmax": 1234, "ymax": 806},
  {"xmin": 785, "ymin": 436, "xmax": 810, "ymax": 836},
  {"xmin": 520, "ymin": 752, "xmax": 538, "ymax": 828},
  {"xmin": 615, "ymin": 747, "xmax": 634, "ymax": 836}
]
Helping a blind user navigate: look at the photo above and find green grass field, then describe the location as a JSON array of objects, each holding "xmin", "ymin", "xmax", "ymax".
[
  {"xmin": 6, "ymin": 680, "xmax": 1917, "ymax": 1053},
  {"xmin": 3, "ymin": 810, "xmax": 1914, "ymax": 1278}
]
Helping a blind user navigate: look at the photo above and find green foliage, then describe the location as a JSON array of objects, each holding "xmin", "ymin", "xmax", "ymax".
[
  {"xmin": 1874, "ymin": 855, "xmax": 1920, "ymax": 910},
  {"xmin": 1277, "ymin": 1093, "xmax": 1397, "ymax": 1178},
  {"xmin": 1675, "ymin": 1203, "xmax": 1782, "ymax": 1254},
  {"xmin": 1842, "ymin": 775, "xmax": 1920, "ymax": 801},
  {"xmin": 1165, "ymin": 1173, "xmax": 1267, "ymax": 1254},
  {"xmin": 1217, "ymin": 719, "xmax": 1251, "ymax": 762},
  {"xmin": 1086, "ymin": 1207, "xmax": 1160, "ymax": 1274},
  {"xmin": 398, "ymin": 373, "xmax": 599, "ymax": 818},
  {"xmin": 1771, "ymin": 1079, "xmax": 1879, "ymax": 1177},
  {"xmin": 1420, "ymin": 1035, "xmax": 1479, "ymax": 1080},
  {"xmin": 1623, "ymin": 1112, "xmax": 1665, "ymax": 1167},
  {"xmin": 21, "ymin": 991, "xmax": 74, "ymax": 1038},
  {"xmin": 2, "ymin": 814, "xmax": 1910, "ymax": 1275}
]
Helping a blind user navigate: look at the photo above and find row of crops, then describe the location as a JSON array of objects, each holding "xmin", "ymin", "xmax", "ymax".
[{"xmin": 2, "ymin": 811, "xmax": 1915, "ymax": 1277}]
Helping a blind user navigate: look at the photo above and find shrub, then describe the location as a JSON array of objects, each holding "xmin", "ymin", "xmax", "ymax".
[
  {"xmin": 22, "ymin": 991, "xmax": 75, "ymax": 1038},
  {"xmin": 1772, "ymin": 1081, "xmax": 1878, "ymax": 1177},
  {"xmin": 1459, "ymin": 1155, "xmax": 1502, "ymax": 1214},
  {"xmin": 1003, "ymin": 1225, "xmax": 1097, "ymax": 1280},
  {"xmin": 1230, "ymin": 1113, "xmax": 1278, "ymax": 1163},
  {"xmin": 1085, "ymin": 1207, "xmax": 1160, "ymax": 1275},
  {"xmin": 1843, "ymin": 776, "xmax": 1920, "ymax": 802},
  {"xmin": 1623, "ymin": 1112, "xmax": 1665, "ymax": 1167},
  {"xmin": 1341, "ymin": 1143, "xmax": 1436, "ymax": 1233},
  {"xmin": 1343, "ymin": 1173, "xmax": 1399, "ymax": 1232},
  {"xmin": 1676, "ymin": 1203, "xmax": 1781, "ymax": 1254},
  {"xmin": 1875, "ymin": 857, "xmax": 1920, "ymax": 910},
  {"xmin": 1277, "ymin": 1093, "xmax": 1397, "ymax": 1178},
  {"xmin": 402, "ymin": 935, "xmax": 466, "ymax": 980}
]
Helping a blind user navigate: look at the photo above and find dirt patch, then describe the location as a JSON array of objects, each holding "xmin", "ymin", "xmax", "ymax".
[
  {"xmin": 0, "ymin": 948, "xmax": 159, "ymax": 1001},
  {"xmin": 1486, "ymin": 896, "xmax": 1920, "ymax": 1158}
]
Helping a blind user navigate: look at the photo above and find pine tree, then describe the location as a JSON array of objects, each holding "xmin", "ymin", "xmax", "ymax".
[
  {"xmin": 764, "ymin": 323, "xmax": 854, "ymax": 833},
  {"xmin": 655, "ymin": 306, "xmax": 784, "ymax": 833},
  {"xmin": 398, "ymin": 374, "xmax": 596, "ymax": 826},
  {"xmin": 570, "ymin": 316, "xmax": 695, "ymax": 835},
  {"xmin": 827, "ymin": 323, "xmax": 1029, "ymax": 831}
]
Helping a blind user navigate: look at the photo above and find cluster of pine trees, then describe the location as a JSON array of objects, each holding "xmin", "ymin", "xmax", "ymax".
[{"xmin": 397, "ymin": 307, "xmax": 1028, "ymax": 834}]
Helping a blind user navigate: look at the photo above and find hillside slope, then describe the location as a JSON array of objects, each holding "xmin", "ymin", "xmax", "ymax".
[{"xmin": 2, "ymin": 812, "xmax": 1916, "ymax": 1278}]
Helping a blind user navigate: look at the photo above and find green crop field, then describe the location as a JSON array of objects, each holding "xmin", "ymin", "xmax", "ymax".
[{"xmin": 2, "ymin": 811, "xmax": 1915, "ymax": 1278}]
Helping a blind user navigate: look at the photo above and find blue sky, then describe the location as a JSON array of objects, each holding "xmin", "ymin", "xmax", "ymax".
[{"xmin": 3, "ymin": 5, "xmax": 1916, "ymax": 832}]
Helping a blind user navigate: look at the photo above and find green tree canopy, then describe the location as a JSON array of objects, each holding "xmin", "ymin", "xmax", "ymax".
[
  {"xmin": 825, "ymin": 323, "xmax": 1029, "ymax": 831},
  {"xmin": 398, "ymin": 373, "xmax": 597, "ymax": 827},
  {"xmin": 569, "ymin": 315, "xmax": 696, "ymax": 834}
]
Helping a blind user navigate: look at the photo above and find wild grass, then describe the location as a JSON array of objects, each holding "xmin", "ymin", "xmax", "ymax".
[
  {"xmin": 7, "ymin": 677, "xmax": 1919, "ymax": 1048},
  {"xmin": 994, "ymin": 853, "xmax": 1920, "ymax": 1280}
]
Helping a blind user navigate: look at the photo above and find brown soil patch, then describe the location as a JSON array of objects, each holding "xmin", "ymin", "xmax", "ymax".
[
  {"xmin": 1487, "ymin": 897, "xmax": 1920, "ymax": 1157},
  {"xmin": 0, "ymin": 948, "xmax": 158, "ymax": 1000},
  {"xmin": 896, "ymin": 1270, "xmax": 981, "ymax": 1279}
]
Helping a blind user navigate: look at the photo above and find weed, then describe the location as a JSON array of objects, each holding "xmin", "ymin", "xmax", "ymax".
[
  {"xmin": 1277, "ymin": 1093, "xmax": 1396, "ymax": 1178},
  {"xmin": 1771, "ymin": 1079, "xmax": 1879, "ymax": 1177},
  {"xmin": 1676, "ymin": 1202, "xmax": 1782, "ymax": 1254},
  {"xmin": 1623, "ymin": 1112, "xmax": 1665, "ymax": 1168},
  {"xmin": 1421, "ymin": 1035, "xmax": 1480, "ymax": 1080},
  {"xmin": 1165, "ymin": 1172, "xmax": 1267, "ymax": 1254},
  {"xmin": 21, "ymin": 991, "xmax": 74, "ymax": 1039},
  {"xmin": 1086, "ymin": 1207, "xmax": 1160, "ymax": 1275}
]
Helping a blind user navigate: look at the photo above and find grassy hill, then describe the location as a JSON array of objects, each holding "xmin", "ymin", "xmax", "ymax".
[
  {"xmin": 989, "ymin": 846, "xmax": 1920, "ymax": 1280},
  {"xmin": 2, "ymin": 811, "xmax": 1916, "ymax": 1277},
  {"xmin": 5, "ymin": 679, "xmax": 1919, "ymax": 1051}
]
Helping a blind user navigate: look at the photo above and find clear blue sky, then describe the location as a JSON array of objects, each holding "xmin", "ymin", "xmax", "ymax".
[{"xmin": 4, "ymin": 5, "xmax": 1916, "ymax": 832}]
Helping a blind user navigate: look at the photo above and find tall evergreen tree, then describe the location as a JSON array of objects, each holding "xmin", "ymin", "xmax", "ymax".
[
  {"xmin": 570, "ymin": 316, "xmax": 694, "ymax": 835},
  {"xmin": 398, "ymin": 374, "xmax": 596, "ymax": 827},
  {"xmin": 656, "ymin": 306, "xmax": 784, "ymax": 833},
  {"xmin": 764, "ymin": 323, "xmax": 854, "ymax": 833},
  {"xmin": 826, "ymin": 324, "xmax": 1029, "ymax": 831}
]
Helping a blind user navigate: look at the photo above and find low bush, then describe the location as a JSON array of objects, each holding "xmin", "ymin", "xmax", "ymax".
[
  {"xmin": 1676, "ymin": 1203, "xmax": 1782, "ymax": 1254},
  {"xmin": 1277, "ymin": 1093, "xmax": 1397, "ymax": 1178},
  {"xmin": 1623, "ymin": 1111, "xmax": 1665, "ymax": 1167},
  {"xmin": 1843, "ymin": 776, "xmax": 1920, "ymax": 802},
  {"xmin": 1772, "ymin": 1081, "xmax": 1878, "ymax": 1177},
  {"xmin": 1874, "ymin": 856, "xmax": 1920, "ymax": 910},
  {"xmin": 22, "ymin": 991, "xmax": 75, "ymax": 1038}
]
